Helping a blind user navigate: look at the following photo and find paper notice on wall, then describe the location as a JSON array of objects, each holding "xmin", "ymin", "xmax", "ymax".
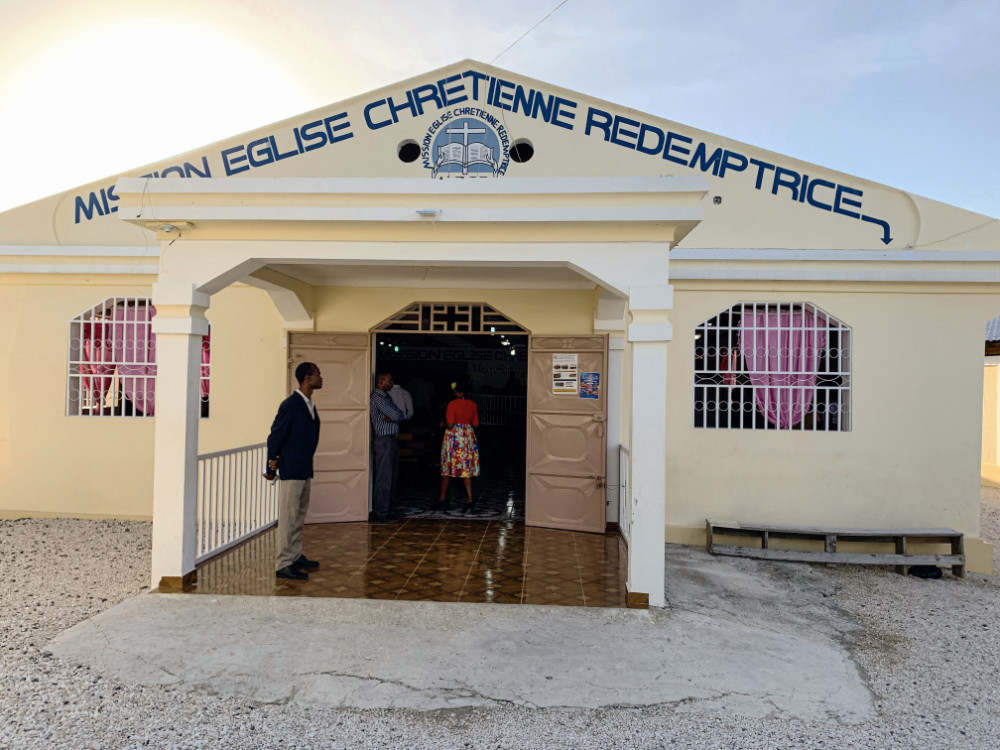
[
  {"xmin": 579, "ymin": 371, "xmax": 600, "ymax": 399},
  {"xmin": 552, "ymin": 353, "xmax": 578, "ymax": 394}
]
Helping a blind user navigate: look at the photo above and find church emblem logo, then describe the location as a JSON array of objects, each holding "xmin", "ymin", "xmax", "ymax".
[{"xmin": 421, "ymin": 112, "xmax": 510, "ymax": 178}]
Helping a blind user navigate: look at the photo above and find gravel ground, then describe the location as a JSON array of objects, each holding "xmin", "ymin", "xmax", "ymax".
[{"xmin": 2, "ymin": 495, "xmax": 1000, "ymax": 749}]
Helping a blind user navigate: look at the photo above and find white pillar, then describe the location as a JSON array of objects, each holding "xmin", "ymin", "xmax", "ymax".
[
  {"xmin": 627, "ymin": 285, "xmax": 673, "ymax": 608},
  {"xmin": 150, "ymin": 283, "xmax": 210, "ymax": 590}
]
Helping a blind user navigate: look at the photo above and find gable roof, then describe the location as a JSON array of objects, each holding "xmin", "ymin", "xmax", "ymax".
[{"xmin": 1, "ymin": 59, "xmax": 996, "ymax": 253}]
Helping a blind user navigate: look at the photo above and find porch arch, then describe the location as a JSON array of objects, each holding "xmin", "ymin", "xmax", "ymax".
[{"xmin": 118, "ymin": 176, "xmax": 705, "ymax": 607}]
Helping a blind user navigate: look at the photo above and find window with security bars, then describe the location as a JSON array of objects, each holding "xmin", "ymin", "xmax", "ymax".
[
  {"xmin": 67, "ymin": 296, "xmax": 210, "ymax": 418},
  {"xmin": 693, "ymin": 303, "xmax": 850, "ymax": 431}
]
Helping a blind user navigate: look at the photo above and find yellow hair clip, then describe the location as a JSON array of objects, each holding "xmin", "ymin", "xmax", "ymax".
[{"xmin": 451, "ymin": 382, "xmax": 458, "ymax": 390}]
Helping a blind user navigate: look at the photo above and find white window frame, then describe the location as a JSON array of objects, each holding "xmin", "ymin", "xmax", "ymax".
[
  {"xmin": 66, "ymin": 296, "xmax": 210, "ymax": 418},
  {"xmin": 693, "ymin": 302, "xmax": 851, "ymax": 432}
]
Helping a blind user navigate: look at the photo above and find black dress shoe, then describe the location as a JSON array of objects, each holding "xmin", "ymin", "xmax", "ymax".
[
  {"xmin": 276, "ymin": 565, "xmax": 308, "ymax": 580},
  {"xmin": 293, "ymin": 555, "xmax": 319, "ymax": 570},
  {"xmin": 371, "ymin": 515, "xmax": 398, "ymax": 524}
]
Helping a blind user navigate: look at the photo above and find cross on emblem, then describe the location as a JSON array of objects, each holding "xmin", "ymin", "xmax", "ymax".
[
  {"xmin": 446, "ymin": 121, "xmax": 488, "ymax": 176},
  {"xmin": 445, "ymin": 120, "xmax": 487, "ymax": 146}
]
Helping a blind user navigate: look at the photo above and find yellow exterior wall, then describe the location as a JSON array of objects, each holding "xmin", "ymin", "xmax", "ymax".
[
  {"xmin": 0, "ymin": 277, "xmax": 285, "ymax": 519},
  {"xmin": 312, "ymin": 287, "xmax": 597, "ymax": 335},
  {"xmin": 664, "ymin": 283, "xmax": 992, "ymax": 540}
]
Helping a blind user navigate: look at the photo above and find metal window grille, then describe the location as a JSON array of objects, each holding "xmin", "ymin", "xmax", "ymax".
[
  {"xmin": 477, "ymin": 394, "xmax": 526, "ymax": 426},
  {"xmin": 374, "ymin": 303, "xmax": 527, "ymax": 334},
  {"xmin": 66, "ymin": 296, "xmax": 211, "ymax": 418},
  {"xmin": 693, "ymin": 302, "xmax": 851, "ymax": 432}
]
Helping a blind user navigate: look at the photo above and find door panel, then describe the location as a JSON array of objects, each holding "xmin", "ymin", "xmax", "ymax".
[
  {"xmin": 525, "ymin": 474, "xmax": 606, "ymax": 530},
  {"xmin": 526, "ymin": 344, "xmax": 605, "ymax": 415},
  {"xmin": 288, "ymin": 333, "xmax": 369, "ymax": 524},
  {"xmin": 526, "ymin": 335, "xmax": 607, "ymax": 533},
  {"xmin": 308, "ymin": 471, "xmax": 369, "ymax": 522},
  {"xmin": 527, "ymin": 412, "xmax": 605, "ymax": 476},
  {"xmin": 313, "ymin": 409, "xmax": 368, "ymax": 470}
]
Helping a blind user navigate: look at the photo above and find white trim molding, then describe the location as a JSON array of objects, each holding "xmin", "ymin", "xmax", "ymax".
[
  {"xmin": 132, "ymin": 205, "xmax": 703, "ymax": 225},
  {"xmin": 670, "ymin": 248, "xmax": 1000, "ymax": 283},
  {"xmin": 116, "ymin": 175, "xmax": 710, "ymax": 197},
  {"xmin": 0, "ymin": 245, "xmax": 159, "ymax": 257}
]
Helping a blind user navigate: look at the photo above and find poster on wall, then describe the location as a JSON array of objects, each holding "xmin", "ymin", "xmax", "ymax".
[
  {"xmin": 579, "ymin": 372, "xmax": 600, "ymax": 399},
  {"xmin": 552, "ymin": 353, "xmax": 578, "ymax": 394}
]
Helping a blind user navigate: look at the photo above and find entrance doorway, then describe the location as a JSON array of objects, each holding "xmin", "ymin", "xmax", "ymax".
[
  {"xmin": 287, "ymin": 305, "xmax": 610, "ymax": 537},
  {"xmin": 274, "ymin": 311, "xmax": 622, "ymax": 606},
  {"xmin": 374, "ymin": 330, "xmax": 529, "ymax": 520}
]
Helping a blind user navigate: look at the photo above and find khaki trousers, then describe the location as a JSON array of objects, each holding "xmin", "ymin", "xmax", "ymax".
[{"xmin": 276, "ymin": 478, "xmax": 311, "ymax": 571}]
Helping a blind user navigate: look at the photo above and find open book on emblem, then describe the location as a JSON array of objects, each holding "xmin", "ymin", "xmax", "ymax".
[{"xmin": 433, "ymin": 141, "xmax": 498, "ymax": 177}]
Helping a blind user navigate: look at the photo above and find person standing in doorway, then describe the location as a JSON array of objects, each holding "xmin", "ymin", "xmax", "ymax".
[
  {"xmin": 389, "ymin": 380, "xmax": 414, "ymax": 421},
  {"xmin": 436, "ymin": 381, "xmax": 480, "ymax": 513},
  {"xmin": 370, "ymin": 373, "xmax": 405, "ymax": 523},
  {"xmin": 265, "ymin": 362, "xmax": 323, "ymax": 581}
]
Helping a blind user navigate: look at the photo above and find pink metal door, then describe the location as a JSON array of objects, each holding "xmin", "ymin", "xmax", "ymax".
[
  {"xmin": 288, "ymin": 333, "xmax": 370, "ymax": 523},
  {"xmin": 525, "ymin": 335, "xmax": 608, "ymax": 533}
]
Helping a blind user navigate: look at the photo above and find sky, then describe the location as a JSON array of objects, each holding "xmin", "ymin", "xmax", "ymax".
[{"xmin": 0, "ymin": 0, "xmax": 997, "ymax": 216}]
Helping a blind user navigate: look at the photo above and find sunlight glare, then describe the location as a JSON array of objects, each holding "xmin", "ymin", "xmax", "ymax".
[{"xmin": 0, "ymin": 19, "xmax": 317, "ymax": 212}]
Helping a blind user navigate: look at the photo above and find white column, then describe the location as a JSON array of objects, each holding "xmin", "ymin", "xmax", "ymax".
[
  {"xmin": 150, "ymin": 283, "xmax": 210, "ymax": 589},
  {"xmin": 627, "ymin": 284, "xmax": 673, "ymax": 608}
]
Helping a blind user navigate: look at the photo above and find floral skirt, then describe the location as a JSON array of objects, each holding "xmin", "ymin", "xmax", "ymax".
[{"xmin": 440, "ymin": 424, "xmax": 480, "ymax": 478}]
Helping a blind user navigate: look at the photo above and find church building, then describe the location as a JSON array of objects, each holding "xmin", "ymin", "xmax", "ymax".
[{"xmin": 2, "ymin": 61, "xmax": 997, "ymax": 606}]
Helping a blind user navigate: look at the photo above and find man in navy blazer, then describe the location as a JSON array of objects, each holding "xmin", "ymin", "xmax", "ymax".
[{"xmin": 265, "ymin": 361, "xmax": 323, "ymax": 580}]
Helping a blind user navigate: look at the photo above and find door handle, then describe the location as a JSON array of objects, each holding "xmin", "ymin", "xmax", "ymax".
[{"xmin": 593, "ymin": 413, "xmax": 606, "ymax": 437}]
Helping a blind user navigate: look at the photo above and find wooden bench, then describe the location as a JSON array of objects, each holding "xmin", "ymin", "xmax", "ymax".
[{"xmin": 706, "ymin": 520, "xmax": 965, "ymax": 577}]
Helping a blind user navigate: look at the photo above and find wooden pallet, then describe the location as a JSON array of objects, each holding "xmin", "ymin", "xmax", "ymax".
[{"xmin": 706, "ymin": 520, "xmax": 965, "ymax": 577}]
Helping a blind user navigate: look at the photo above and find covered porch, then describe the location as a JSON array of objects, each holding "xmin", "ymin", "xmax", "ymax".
[
  {"xmin": 192, "ymin": 517, "xmax": 628, "ymax": 607},
  {"xmin": 115, "ymin": 175, "xmax": 707, "ymax": 608}
]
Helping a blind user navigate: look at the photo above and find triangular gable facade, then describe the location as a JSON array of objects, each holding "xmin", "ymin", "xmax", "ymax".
[{"xmin": 2, "ymin": 59, "xmax": 996, "ymax": 251}]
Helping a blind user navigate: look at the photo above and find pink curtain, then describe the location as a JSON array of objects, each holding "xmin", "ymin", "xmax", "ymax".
[
  {"xmin": 80, "ymin": 321, "xmax": 114, "ymax": 409},
  {"xmin": 200, "ymin": 333, "xmax": 211, "ymax": 399},
  {"xmin": 80, "ymin": 302, "xmax": 211, "ymax": 417},
  {"xmin": 739, "ymin": 309, "xmax": 827, "ymax": 428},
  {"xmin": 112, "ymin": 303, "xmax": 157, "ymax": 416}
]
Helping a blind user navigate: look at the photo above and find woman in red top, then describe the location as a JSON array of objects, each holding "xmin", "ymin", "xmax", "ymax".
[{"xmin": 437, "ymin": 381, "xmax": 480, "ymax": 513}]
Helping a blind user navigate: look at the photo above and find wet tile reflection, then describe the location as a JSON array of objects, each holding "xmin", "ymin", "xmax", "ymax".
[{"xmin": 190, "ymin": 519, "xmax": 627, "ymax": 608}]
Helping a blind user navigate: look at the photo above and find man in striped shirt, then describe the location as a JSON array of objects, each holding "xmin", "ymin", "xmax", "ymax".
[{"xmin": 370, "ymin": 372, "xmax": 406, "ymax": 523}]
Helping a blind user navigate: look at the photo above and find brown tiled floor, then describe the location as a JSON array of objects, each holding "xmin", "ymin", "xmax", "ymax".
[{"xmin": 191, "ymin": 519, "xmax": 627, "ymax": 607}]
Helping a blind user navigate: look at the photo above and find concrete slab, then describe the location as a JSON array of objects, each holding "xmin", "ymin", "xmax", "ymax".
[{"xmin": 48, "ymin": 546, "xmax": 875, "ymax": 723}]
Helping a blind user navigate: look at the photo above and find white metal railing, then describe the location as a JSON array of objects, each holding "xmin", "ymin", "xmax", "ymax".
[
  {"xmin": 196, "ymin": 443, "xmax": 279, "ymax": 563},
  {"xmin": 618, "ymin": 446, "xmax": 631, "ymax": 545},
  {"xmin": 477, "ymin": 394, "xmax": 526, "ymax": 427}
]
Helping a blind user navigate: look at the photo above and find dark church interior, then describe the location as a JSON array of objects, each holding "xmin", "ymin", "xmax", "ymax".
[{"xmin": 374, "ymin": 332, "xmax": 529, "ymax": 520}]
